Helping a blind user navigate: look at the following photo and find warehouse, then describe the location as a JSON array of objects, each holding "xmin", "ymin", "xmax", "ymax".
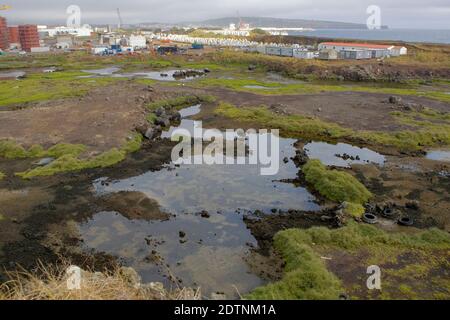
[
  {"xmin": 265, "ymin": 46, "xmax": 282, "ymax": 56},
  {"xmin": 319, "ymin": 49, "xmax": 338, "ymax": 60},
  {"xmin": 339, "ymin": 49, "xmax": 372, "ymax": 60},
  {"xmin": 280, "ymin": 47, "xmax": 293, "ymax": 57},
  {"xmin": 293, "ymin": 49, "xmax": 315, "ymax": 59}
]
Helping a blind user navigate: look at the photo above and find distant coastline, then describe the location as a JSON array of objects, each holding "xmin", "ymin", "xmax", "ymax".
[{"xmin": 287, "ymin": 28, "xmax": 450, "ymax": 44}]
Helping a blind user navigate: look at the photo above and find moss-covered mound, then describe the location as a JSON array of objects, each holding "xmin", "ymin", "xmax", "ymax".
[{"xmin": 302, "ymin": 159, "xmax": 372, "ymax": 217}]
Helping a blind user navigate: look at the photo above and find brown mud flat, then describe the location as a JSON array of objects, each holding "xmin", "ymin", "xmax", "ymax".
[
  {"xmin": 0, "ymin": 81, "xmax": 175, "ymax": 152},
  {"xmin": 201, "ymin": 87, "xmax": 449, "ymax": 132}
]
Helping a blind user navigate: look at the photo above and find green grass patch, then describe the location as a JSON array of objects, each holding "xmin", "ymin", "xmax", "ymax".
[
  {"xmin": 247, "ymin": 228, "xmax": 344, "ymax": 300},
  {"xmin": 0, "ymin": 171, "xmax": 4, "ymax": 181},
  {"xmin": 0, "ymin": 141, "xmax": 86, "ymax": 159},
  {"xmin": 15, "ymin": 134, "xmax": 142, "ymax": 179},
  {"xmin": 302, "ymin": 160, "xmax": 372, "ymax": 217},
  {"xmin": 0, "ymin": 71, "xmax": 121, "ymax": 107},
  {"xmin": 247, "ymin": 222, "xmax": 450, "ymax": 300}
]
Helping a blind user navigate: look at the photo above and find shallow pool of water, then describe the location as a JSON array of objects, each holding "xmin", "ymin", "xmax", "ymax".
[
  {"xmin": 81, "ymin": 105, "xmax": 320, "ymax": 297},
  {"xmin": 243, "ymin": 85, "xmax": 279, "ymax": 90},
  {"xmin": 426, "ymin": 150, "xmax": 450, "ymax": 162},
  {"xmin": 81, "ymin": 67, "xmax": 121, "ymax": 76},
  {"xmin": 0, "ymin": 71, "xmax": 26, "ymax": 79},
  {"xmin": 304, "ymin": 142, "xmax": 386, "ymax": 167}
]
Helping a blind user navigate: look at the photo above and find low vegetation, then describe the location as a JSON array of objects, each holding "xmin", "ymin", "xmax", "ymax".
[
  {"xmin": 0, "ymin": 262, "xmax": 200, "ymax": 300},
  {"xmin": 247, "ymin": 222, "xmax": 450, "ymax": 300},
  {"xmin": 0, "ymin": 71, "xmax": 120, "ymax": 107},
  {"xmin": 0, "ymin": 171, "xmax": 4, "ymax": 181},
  {"xmin": 0, "ymin": 141, "xmax": 86, "ymax": 159},
  {"xmin": 15, "ymin": 134, "xmax": 143, "ymax": 179},
  {"xmin": 194, "ymin": 77, "xmax": 450, "ymax": 103},
  {"xmin": 215, "ymin": 102, "xmax": 450, "ymax": 152},
  {"xmin": 0, "ymin": 134, "xmax": 142, "ymax": 179},
  {"xmin": 302, "ymin": 160, "xmax": 372, "ymax": 217}
]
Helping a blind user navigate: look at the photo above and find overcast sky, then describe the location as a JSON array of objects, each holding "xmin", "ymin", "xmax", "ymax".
[{"xmin": 3, "ymin": 0, "xmax": 450, "ymax": 29}]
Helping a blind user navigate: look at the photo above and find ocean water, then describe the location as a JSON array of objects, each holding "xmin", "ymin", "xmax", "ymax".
[{"xmin": 288, "ymin": 29, "xmax": 450, "ymax": 44}]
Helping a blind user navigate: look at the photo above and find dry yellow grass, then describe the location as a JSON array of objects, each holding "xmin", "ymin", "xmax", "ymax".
[{"xmin": 0, "ymin": 261, "xmax": 201, "ymax": 300}]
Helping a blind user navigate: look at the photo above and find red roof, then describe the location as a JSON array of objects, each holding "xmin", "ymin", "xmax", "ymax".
[{"xmin": 321, "ymin": 42, "xmax": 393, "ymax": 49}]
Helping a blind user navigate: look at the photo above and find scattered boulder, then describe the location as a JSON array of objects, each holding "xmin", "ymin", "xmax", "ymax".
[
  {"xmin": 292, "ymin": 149, "xmax": 309, "ymax": 166},
  {"xmin": 155, "ymin": 117, "xmax": 170, "ymax": 127},
  {"xmin": 155, "ymin": 107, "xmax": 166, "ymax": 117},
  {"xmin": 35, "ymin": 157, "xmax": 55, "ymax": 166},
  {"xmin": 389, "ymin": 96, "xmax": 402, "ymax": 104}
]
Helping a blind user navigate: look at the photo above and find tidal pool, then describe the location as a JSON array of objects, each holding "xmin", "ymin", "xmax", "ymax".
[
  {"xmin": 80, "ymin": 105, "xmax": 320, "ymax": 297},
  {"xmin": 304, "ymin": 142, "xmax": 386, "ymax": 167}
]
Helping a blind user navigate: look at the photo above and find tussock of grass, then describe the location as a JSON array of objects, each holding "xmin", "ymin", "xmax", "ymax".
[
  {"xmin": 247, "ymin": 229, "xmax": 344, "ymax": 300},
  {"xmin": 0, "ymin": 171, "xmax": 4, "ymax": 181},
  {"xmin": 302, "ymin": 160, "xmax": 372, "ymax": 217},
  {"xmin": 247, "ymin": 222, "xmax": 450, "ymax": 300},
  {"xmin": 215, "ymin": 102, "xmax": 350, "ymax": 140},
  {"xmin": 0, "ymin": 141, "xmax": 86, "ymax": 159},
  {"xmin": 0, "ymin": 262, "xmax": 200, "ymax": 300}
]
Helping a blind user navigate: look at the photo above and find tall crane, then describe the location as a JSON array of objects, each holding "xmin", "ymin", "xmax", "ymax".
[{"xmin": 117, "ymin": 8, "xmax": 123, "ymax": 30}]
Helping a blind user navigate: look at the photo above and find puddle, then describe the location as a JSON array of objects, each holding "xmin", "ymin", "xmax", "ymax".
[
  {"xmin": 0, "ymin": 71, "xmax": 26, "ymax": 79},
  {"xmin": 304, "ymin": 142, "xmax": 385, "ymax": 167},
  {"xmin": 81, "ymin": 104, "xmax": 320, "ymax": 297},
  {"xmin": 426, "ymin": 150, "xmax": 450, "ymax": 162},
  {"xmin": 114, "ymin": 69, "xmax": 206, "ymax": 82},
  {"xmin": 243, "ymin": 85, "xmax": 279, "ymax": 90},
  {"xmin": 80, "ymin": 68, "xmax": 206, "ymax": 82},
  {"xmin": 81, "ymin": 67, "xmax": 121, "ymax": 76}
]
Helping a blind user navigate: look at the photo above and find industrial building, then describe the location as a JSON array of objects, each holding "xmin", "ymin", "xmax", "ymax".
[
  {"xmin": 0, "ymin": 16, "xmax": 9, "ymax": 50},
  {"xmin": 319, "ymin": 49, "xmax": 338, "ymax": 60},
  {"xmin": 19, "ymin": 25, "xmax": 40, "ymax": 52},
  {"xmin": 318, "ymin": 42, "xmax": 407, "ymax": 58}
]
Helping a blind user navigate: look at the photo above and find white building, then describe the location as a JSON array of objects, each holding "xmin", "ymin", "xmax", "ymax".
[
  {"xmin": 318, "ymin": 42, "xmax": 407, "ymax": 57},
  {"xmin": 129, "ymin": 35, "xmax": 147, "ymax": 49},
  {"xmin": 390, "ymin": 46, "xmax": 408, "ymax": 56},
  {"xmin": 41, "ymin": 25, "xmax": 93, "ymax": 37}
]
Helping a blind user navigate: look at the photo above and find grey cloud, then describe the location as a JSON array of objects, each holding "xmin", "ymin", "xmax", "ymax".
[{"xmin": 3, "ymin": 0, "xmax": 450, "ymax": 28}]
